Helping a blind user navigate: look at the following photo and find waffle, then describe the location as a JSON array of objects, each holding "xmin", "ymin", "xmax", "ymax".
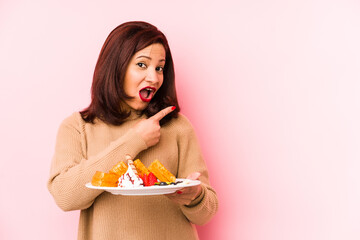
[
  {"xmin": 109, "ymin": 161, "xmax": 128, "ymax": 177},
  {"xmin": 148, "ymin": 159, "xmax": 176, "ymax": 182},
  {"xmin": 133, "ymin": 159, "xmax": 150, "ymax": 176},
  {"xmin": 91, "ymin": 171, "xmax": 119, "ymax": 187}
]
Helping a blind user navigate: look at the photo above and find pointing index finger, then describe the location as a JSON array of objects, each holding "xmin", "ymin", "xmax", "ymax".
[{"xmin": 150, "ymin": 106, "xmax": 176, "ymax": 121}]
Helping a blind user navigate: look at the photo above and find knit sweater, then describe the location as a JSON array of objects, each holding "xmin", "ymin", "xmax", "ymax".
[{"xmin": 47, "ymin": 112, "xmax": 218, "ymax": 240}]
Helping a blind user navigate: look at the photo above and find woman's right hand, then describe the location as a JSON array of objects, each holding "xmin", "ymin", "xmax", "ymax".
[{"xmin": 133, "ymin": 106, "xmax": 175, "ymax": 147}]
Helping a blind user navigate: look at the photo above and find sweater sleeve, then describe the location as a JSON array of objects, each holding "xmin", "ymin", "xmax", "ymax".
[
  {"xmin": 176, "ymin": 116, "xmax": 219, "ymax": 225},
  {"xmin": 47, "ymin": 113, "xmax": 147, "ymax": 211}
]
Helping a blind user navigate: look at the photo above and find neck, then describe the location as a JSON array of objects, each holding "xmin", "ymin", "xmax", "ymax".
[
  {"xmin": 121, "ymin": 102, "xmax": 144, "ymax": 120},
  {"xmin": 127, "ymin": 108, "xmax": 143, "ymax": 120}
]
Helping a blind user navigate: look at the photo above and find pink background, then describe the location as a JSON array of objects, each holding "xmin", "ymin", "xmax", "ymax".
[{"xmin": 1, "ymin": 0, "xmax": 360, "ymax": 239}]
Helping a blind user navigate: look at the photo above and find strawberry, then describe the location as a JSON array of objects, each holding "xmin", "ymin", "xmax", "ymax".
[
  {"xmin": 148, "ymin": 172, "xmax": 158, "ymax": 186},
  {"xmin": 140, "ymin": 173, "xmax": 158, "ymax": 186},
  {"xmin": 139, "ymin": 174, "xmax": 146, "ymax": 186},
  {"xmin": 143, "ymin": 174, "xmax": 150, "ymax": 186}
]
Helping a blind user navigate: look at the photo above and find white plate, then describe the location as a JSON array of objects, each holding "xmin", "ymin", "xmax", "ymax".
[{"xmin": 85, "ymin": 179, "xmax": 201, "ymax": 196}]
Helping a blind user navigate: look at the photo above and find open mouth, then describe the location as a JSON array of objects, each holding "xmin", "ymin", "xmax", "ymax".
[{"xmin": 139, "ymin": 87, "xmax": 156, "ymax": 102}]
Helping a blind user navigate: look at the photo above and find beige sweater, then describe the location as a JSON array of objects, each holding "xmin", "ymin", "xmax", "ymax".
[{"xmin": 48, "ymin": 112, "xmax": 218, "ymax": 240}]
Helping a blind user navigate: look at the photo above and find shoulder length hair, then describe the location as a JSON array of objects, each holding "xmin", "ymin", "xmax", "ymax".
[{"xmin": 80, "ymin": 21, "xmax": 180, "ymax": 125}]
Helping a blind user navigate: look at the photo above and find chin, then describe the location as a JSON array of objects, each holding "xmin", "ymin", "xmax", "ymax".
[
  {"xmin": 135, "ymin": 106, "xmax": 146, "ymax": 111},
  {"xmin": 124, "ymin": 99, "xmax": 149, "ymax": 111},
  {"xmin": 131, "ymin": 103, "xmax": 148, "ymax": 111}
]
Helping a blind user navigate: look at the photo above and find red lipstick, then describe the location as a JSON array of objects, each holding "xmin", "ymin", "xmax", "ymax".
[{"xmin": 139, "ymin": 86, "xmax": 156, "ymax": 102}]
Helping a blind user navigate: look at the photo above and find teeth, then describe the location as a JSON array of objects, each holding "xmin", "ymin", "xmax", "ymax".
[{"xmin": 146, "ymin": 88, "xmax": 152, "ymax": 98}]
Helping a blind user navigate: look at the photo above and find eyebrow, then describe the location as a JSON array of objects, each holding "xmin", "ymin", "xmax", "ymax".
[{"xmin": 136, "ymin": 55, "xmax": 165, "ymax": 62}]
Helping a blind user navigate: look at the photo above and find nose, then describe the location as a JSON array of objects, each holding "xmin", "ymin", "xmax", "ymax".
[{"xmin": 145, "ymin": 68, "xmax": 160, "ymax": 84}]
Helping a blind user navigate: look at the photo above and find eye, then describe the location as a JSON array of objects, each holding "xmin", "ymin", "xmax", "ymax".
[
  {"xmin": 137, "ymin": 62, "xmax": 147, "ymax": 68},
  {"xmin": 156, "ymin": 66, "xmax": 164, "ymax": 72}
]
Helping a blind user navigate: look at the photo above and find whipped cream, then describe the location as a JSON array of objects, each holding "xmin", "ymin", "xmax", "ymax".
[{"xmin": 118, "ymin": 162, "xmax": 143, "ymax": 188}]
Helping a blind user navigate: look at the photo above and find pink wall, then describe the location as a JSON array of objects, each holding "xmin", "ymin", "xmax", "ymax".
[{"xmin": 1, "ymin": 0, "xmax": 360, "ymax": 239}]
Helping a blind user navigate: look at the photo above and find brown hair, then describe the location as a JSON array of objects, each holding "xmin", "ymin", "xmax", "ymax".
[{"xmin": 80, "ymin": 21, "xmax": 180, "ymax": 125}]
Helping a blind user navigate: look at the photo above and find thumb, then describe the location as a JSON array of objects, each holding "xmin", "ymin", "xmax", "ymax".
[{"xmin": 186, "ymin": 172, "xmax": 201, "ymax": 180}]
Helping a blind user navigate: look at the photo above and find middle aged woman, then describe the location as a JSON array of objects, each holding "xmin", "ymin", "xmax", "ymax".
[{"xmin": 48, "ymin": 21, "xmax": 218, "ymax": 240}]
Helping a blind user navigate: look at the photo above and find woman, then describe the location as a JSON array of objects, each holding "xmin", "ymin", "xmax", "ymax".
[{"xmin": 48, "ymin": 21, "xmax": 218, "ymax": 240}]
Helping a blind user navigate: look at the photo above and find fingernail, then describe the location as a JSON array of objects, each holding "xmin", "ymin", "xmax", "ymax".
[
  {"xmin": 177, "ymin": 190, "xmax": 182, "ymax": 194},
  {"xmin": 171, "ymin": 106, "xmax": 176, "ymax": 110}
]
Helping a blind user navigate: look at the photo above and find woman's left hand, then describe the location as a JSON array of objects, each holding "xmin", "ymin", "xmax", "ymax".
[{"xmin": 165, "ymin": 172, "xmax": 202, "ymax": 206}]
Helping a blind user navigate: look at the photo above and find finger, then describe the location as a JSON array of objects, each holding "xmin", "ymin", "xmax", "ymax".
[
  {"xmin": 186, "ymin": 172, "xmax": 201, "ymax": 180},
  {"xmin": 150, "ymin": 106, "xmax": 176, "ymax": 122},
  {"xmin": 166, "ymin": 187, "xmax": 185, "ymax": 197}
]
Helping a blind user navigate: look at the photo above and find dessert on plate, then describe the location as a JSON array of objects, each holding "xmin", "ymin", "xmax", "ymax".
[
  {"xmin": 90, "ymin": 154, "xmax": 180, "ymax": 188},
  {"xmin": 117, "ymin": 155, "xmax": 144, "ymax": 188}
]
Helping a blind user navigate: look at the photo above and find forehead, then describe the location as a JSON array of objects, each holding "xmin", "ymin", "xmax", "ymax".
[{"xmin": 134, "ymin": 43, "xmax": 166, "ymax": 58}]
